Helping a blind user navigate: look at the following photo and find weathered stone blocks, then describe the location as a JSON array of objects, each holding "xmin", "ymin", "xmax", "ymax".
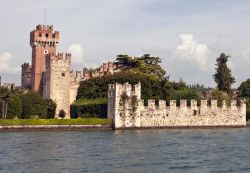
[{"xmin": 108, "ymin": 83, "xmax": 246, "ymax": 129}]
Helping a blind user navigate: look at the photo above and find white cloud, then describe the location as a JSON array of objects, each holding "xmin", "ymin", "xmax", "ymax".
[
  {"xmin": 175, "ymin": 34, "xmax": 209, "ymax": 67},
  {"xmin": 67, "ymin": 44, "xmax": 84, "ymax": 64},
  {"xmin": 236, "ymin": 46, "xmax": 250, "ymax": 64},
  {"xmin": 0, "ymin": 52, "xmax": 20, "ymax": 74}
]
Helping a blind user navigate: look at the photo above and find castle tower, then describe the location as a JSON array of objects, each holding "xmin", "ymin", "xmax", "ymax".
[
  {"xmin": 44, "ymin": 53, "xmax": 71, "ymax": 118},
  {"xmin": 108, "ymin": 82, "xmax": 141, "ymax": 129},
  {"xmin": 30, "ymin": 25, "xmax": 59, "ymax": 94},
  {"xmin": 21, "ymin": 63, "xmax": 32, "ymax": 89}
]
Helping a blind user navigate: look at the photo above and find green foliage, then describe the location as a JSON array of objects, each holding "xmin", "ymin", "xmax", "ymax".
[
  {"xmin": 20, "ymin": 91, "xmax": 47, "ymax": 119},
  {"xmin": 77, "ymin": 71, "xmax": 187, "ymax": 101},
  {"xmin": 244, "ymin": 98, "xmax": 250, "ymax": 120},
  {"xmin": 213, "ymin": 53, "xmax": 235, "ymax": 93},
  {"xmin": 71, "ymin": 98, "xmax": 107, "ymax": 118},
  {"xmin": 58, "ymin": 110, "xmax": 66, "ymax": 118},
  {"xmin": 73, "ymin": 98, "xmax": 107, "ymax": 106},
  {"xmin": 0, "ymin": 118, "xmax": 112, "ymax": 126},
  {"xmin": 0, "ymin": 87, "xmax": 9, "ymax": 96},
  {"xmin": 45, "ymin": 99, "xmax": 57, "ymax": 119},
  {"xmin": 115, "ymin": 54, "xmax": 166, "ymax": 80},
  {"xmin": 238, "ymin": 79, "xmax": 250, "ymax": 120},
  {"xmin": 6, "ymin": 94, "xmax": 22, "ymax": 119},
  {"xmin": 131, "ymin": 95, "xmax": 138, "ymax": 112},
  {"xmin": 238, "ymin": 79, "xmax": 250, "ymax": 97},
  {"xmin": 209, "ymin": 89, "xmax": 230, "ymax": 106},
  {"xmin": 168, "ymin": 89, "xmax": 202, "ymax": 106}
]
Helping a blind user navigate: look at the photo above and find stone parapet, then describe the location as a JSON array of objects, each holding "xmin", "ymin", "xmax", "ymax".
[{"xmin": 108, "ymin": 82, "xmax": 247, "ymax": 129}]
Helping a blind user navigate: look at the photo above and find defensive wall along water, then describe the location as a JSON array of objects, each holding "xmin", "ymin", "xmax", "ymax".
[{"xmin": 107, "ymin": 82, "xmax": 246, "ymax": 129}]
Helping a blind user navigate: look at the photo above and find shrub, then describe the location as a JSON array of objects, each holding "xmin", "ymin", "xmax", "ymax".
[
  {"xmin": 70, "ymin": 98, "xmax": 107, "ymax": 118},
  {"xmin": 6, "ymin": 94, "xmax": 22, "ymax": 119},
  {"xmin": 58, "ymin": 110, "xmax": 66, "ymax": 118},
  {"xmin": 167, "ymin": 89, "xmax": 202, "ymax": 106},
  {"xmin": 45, "ymin": 99, "xmax": 57, "ymax": 119},
  {"xmin": 209, "ymin": 89, "xmax": 230, "ymax": 106},
  {"xmin": 20, "ymin": 91, "xmax": 47, "ymax": 119}
]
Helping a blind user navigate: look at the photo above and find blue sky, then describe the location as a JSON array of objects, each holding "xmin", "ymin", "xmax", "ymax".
[{"xmin": 1, "ymin": 0, "xmax": 250, "ymax": 87}]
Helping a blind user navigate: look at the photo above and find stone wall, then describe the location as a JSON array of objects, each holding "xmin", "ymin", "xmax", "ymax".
[
  {"xmin": 108, "ymin": 83, "xmax": 246, "ymax": 129},
  {"xmin": 21, "ymin": 63, "xmax": 32, "ymax": 89},
  {"xmin": 30, "ymin": 25, "xmax": 59, "ymax": 94},
  {"xmin": 44, "ymin": 53, "xmax": 72, "ymax": 118}
]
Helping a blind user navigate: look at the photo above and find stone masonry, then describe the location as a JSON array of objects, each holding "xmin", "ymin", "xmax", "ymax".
[
  {"xmin": 43, "ymin": 53, "xmax": 72, "ymax": 118},
  {"xmin": 30, "ymin": 25, "xmax": 59, "ymax": 95},
  {"xmin": 21, "ymin": 63, "xmax": 32, "ymax": 89},
  {"xmin": 21, "ymin": 24, "xmax": 120, "ymax": 118},
  {"xmin": 108, "ymin": 83, "xmax": 246, "ymax": 129}
]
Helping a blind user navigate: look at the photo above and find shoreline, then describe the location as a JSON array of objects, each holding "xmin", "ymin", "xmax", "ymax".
[
  {"xmin": 0, "ymin": 124, "xmax": 113, "ymax": 132},
  {"xmin": 0, "ymin": 123, "xmax": 249, "ymax": 131}
]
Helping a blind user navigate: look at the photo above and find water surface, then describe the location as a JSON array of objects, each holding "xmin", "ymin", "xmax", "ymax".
[{"xmin": 0, "ymin": 128, "xmax": 250, "ymax": 173}]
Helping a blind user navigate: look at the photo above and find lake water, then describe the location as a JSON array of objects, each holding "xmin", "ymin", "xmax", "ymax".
[{"xmin": 0, "ymin": 128, "xmax": 250, "ymax": 173}]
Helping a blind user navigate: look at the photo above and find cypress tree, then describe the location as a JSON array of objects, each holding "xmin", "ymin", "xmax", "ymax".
[{"xmin": 213, "ymin": 53, "xmax": 235, "ymax": 93}]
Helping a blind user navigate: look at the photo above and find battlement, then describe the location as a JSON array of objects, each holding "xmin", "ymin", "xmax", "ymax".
[
  {"xmin": 47, "ymin": 53, "xmax": 71, "ymax": 64},
  {"xmin": 108, "ymin": 82, "xmax": 246, "ymax": 129},
  {"xmin": 30, "ymin": 25, "xmax": 59, "ymax": 47},
  {"xmin": 70, "ymin": 70, "xmax": 84, "ymax": 82},
  {"xmin": 21, "ymin": 63, "xmax": 31, "ymax": 70},
  {"xmin": 140, "ymin": 99, "xmax": 244, "ymax": 110},
  {"xmin": 36, "ymin": 25, "xmax": 53, "ymax": 31},
  {"xmin": 81, "ymin": 61, "xmax": 120, "ymax": 80}
]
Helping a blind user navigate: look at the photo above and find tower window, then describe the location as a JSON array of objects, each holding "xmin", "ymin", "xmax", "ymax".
[
  {"xmin": 44, "ymin": 50, "xmax": 48, "ymax": 54},
  {"xmin": 46, "ymin": 34, "xmax": 48, "ymax": 37},
  {"xmin": 39, "ymin": 33, "xmax": 42, "ymax": 37},
  {"xmin": 62, "ymin": 73, "xmax": 65, "ymax": 77}
]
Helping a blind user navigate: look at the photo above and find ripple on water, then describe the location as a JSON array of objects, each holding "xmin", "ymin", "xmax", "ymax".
[{"xmin": 0, "ymin": 128, "xmax": 250, "ymax": 173}]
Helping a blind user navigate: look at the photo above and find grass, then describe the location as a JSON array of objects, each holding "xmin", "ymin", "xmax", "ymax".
[{"xmin": 0, "ymin": 118, "xmax": 112, "ymax": 126}]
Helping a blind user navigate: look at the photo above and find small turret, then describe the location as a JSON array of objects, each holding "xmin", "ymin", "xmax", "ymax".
[{"xmin": 21, "ymin": 62, "xmax": 32, "ymax": 89}]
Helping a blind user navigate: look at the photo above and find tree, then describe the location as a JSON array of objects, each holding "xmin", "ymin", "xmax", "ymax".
[
  {"xmin": 168, "ymin": 88, "xmax": 202, "ymax": 106},
  {"xmin": 213, "ymin": 53, "xmax": 235, "ymax": 93},
  {"xmin": 115, "ymin": 54, "xmax": 166, "ymax": 80},
  {"xmin": 77, "ymin": 70, "xmax": 189, "ymax": 101},
  {"xmin": 238, "ymin": 79, "xmax": 250, "ymax": 97},
  {"xmin": 209, "ymin": 89, "xmax": 230, "ymax": 107},
  {"xmin": 6, "ymin": 94, "xmax": 22, "ymax": 119},
  {"xmin": 238, "ymin": 79, "xmax": 250, "ymax": 120},
  {"xmin": 20, "ymin": 91, "xmax": 47, "ymax": 119},
  {"xmin": 45, "ymin": 99, "xmax": 57, "ymax": 119}
]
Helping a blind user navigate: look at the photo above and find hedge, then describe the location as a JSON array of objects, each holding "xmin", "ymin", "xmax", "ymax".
[{"xmin": 70, "ymin": 98, "xmax": 107, "ymax": 118}]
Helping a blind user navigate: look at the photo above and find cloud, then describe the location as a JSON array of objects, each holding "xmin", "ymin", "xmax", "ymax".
[
  {"xmin": 236, "ymin": 46, "xmax": 250, "ymax": 64},
  {"xmin": 0, "ymin": 52, "xmax": 20, "ymax": 75},
  {"xmin": 175, "ymin": 34, "xmax": 209, "ymax": 67},
  {"xmin": 67, "ymin": 44, "xmax": 84, "ymax": 64}
]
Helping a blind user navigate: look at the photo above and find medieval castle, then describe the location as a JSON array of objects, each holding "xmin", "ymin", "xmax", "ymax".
[
  {"xmin": 20, "ymin": 24, "xmax": 246, "ymax": 128},
  {"xmin": 21, "ymin": 25, "xmax": 118, "ymax": 118}
]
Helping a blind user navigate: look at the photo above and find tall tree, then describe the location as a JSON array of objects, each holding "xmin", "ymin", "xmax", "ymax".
[
  {"xmin": 115, "ymin": 54, "xmax": 166, "ymax": 80},
  {"xmin": 213, "ymin": 53, "xmax": 235, "ymax": 93},
  {"xmin": 238, "ymin": 79, "xmax": 250, "ymax": 97}
]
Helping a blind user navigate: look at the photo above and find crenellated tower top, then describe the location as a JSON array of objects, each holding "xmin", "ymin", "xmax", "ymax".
[{"xmin": 30, "ymin": 24, "xmax": 59, "ymax": 47}]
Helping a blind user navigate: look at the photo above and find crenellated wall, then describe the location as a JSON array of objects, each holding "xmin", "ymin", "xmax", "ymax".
[{"xmin": 108, "ymin": 83, "xmax": 246, "ymax": 129}]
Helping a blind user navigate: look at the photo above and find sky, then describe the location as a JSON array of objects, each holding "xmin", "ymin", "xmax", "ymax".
[{"xmin": 1, "ymin": 0, "xmax": 250, "ymax": 88}]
